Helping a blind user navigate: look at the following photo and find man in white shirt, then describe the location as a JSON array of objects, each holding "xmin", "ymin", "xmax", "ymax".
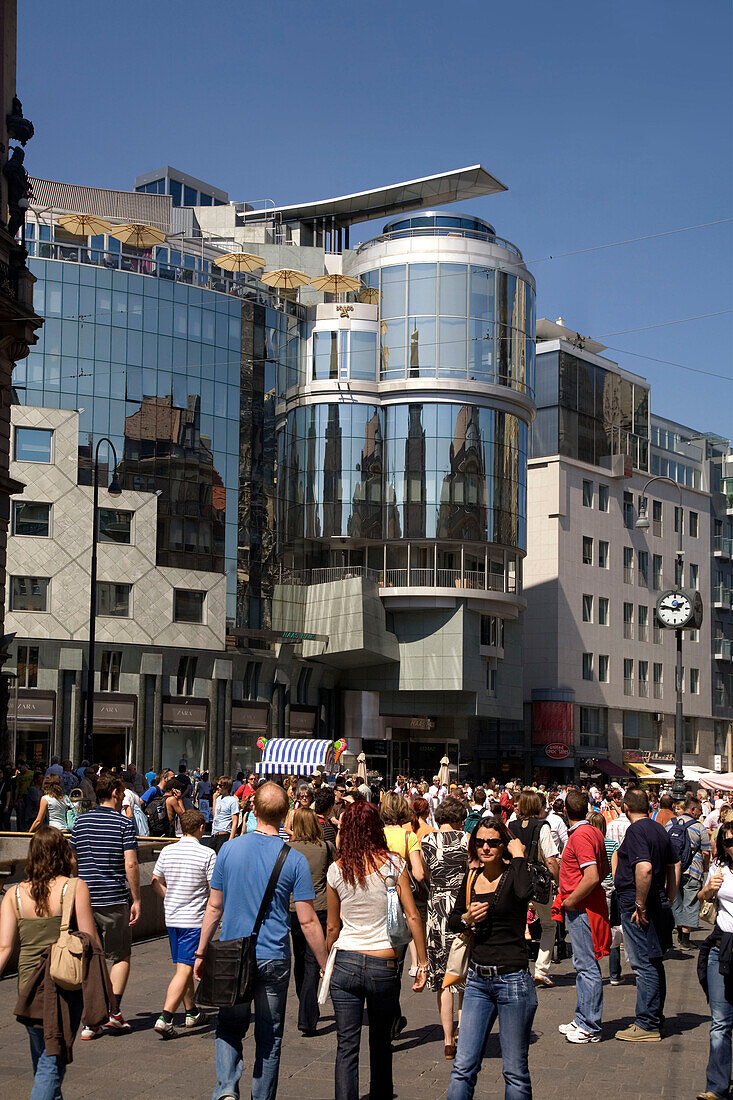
[
  {"xmin": 544, "ymin": 798, "xmax": 569, "ymax": 852},
  {"xmin": 428, "ymin": 776, "xmax": 441, "ymax": 812},
  {"xmin": 607, "ymin": 807, "xmax": 631, "ymax": 847}
]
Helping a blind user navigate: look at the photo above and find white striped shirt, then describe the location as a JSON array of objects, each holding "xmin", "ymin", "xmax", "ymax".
[{"xmin": 152, "ymin": 836, "xmax": 217, "ymax": 927}]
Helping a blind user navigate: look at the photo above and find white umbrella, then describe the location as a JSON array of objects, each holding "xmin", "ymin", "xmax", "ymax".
[
  {"xmin": 438, "ymin": 755, "xmax": 451, "ymax": 787},
  {"xmin": 357, "ymin": 752, "xmax": 367, "ymax": 782}
]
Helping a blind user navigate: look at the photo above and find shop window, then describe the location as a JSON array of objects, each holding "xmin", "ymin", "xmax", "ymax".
[
  {"xmin": 99, "ymin": 509, "xmax": 132, "ymax": 544},
  {"xmin": 97, "ymin": 582, "xmax": 131, "ymax": 617},
  {"xmin": 176, "ymin": 655, "xmax": 197, "ymax": 695},
  {"xmin": 13, "ymin": 502, "xmax": 50, "ymax": 537},
  {"xmin": 10, "ymin": 576, "xmax": 49, "ymax": 612},
  {"xmin": 17, "ymin": 645, "xmax": 38, "ymax": 688},
  {"xmin": 100, "ymin": 650, "xmax": 122, "ymax": 692},
  {"xmin": 296, "ymin": 667, "xmax": 312, "ymax": 704},
  {"xmin": 174, "ymin": 589, "xmax": 205, "ymax": 623},
  {"xmin": 14, "ymin": 427, "xmax": 52, "ymax": 463},
  {"xmin": 244, "ymin": 661, "xmax": 260, "ymax": 700}
]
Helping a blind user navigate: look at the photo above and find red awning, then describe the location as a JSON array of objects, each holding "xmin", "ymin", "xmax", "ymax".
[{"xmin": 591, "ymin": 758, "xmax": 630, "ymax": 778}]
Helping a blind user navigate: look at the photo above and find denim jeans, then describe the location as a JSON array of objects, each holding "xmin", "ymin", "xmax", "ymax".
[
  {"xmin": 447, "ymin": 967, "xmax": 537, "ymax": 1100},
  {"xmin": 329, "ymin": 950, "xmax": 400, "ymax": 1100},
  {"xmin": 213, "ymin": 957, "xmax": 290, "ymax": 1100},
  {"xmin": 25, "ymin": 993, "xmax": 82, "ymax": 1100},
  {"xmin": 706, "ymin": 945, "xmax": 733, "ymax": 1098},
  {"xmin": 291, "ymin": 909, "xmax": 327, "ymax": 1032},
  {"xmin": 619, "ymin": 911, "xmax": 666, "ymax": 1031},
  {"xmin": 565, "ymin": 909, "xmax": 602, "ymax": 1033}
]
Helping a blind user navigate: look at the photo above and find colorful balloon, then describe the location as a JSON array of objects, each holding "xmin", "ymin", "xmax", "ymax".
[{"xmin": 256, "ymin": 736, "xmax": 268, "ymax": 751}]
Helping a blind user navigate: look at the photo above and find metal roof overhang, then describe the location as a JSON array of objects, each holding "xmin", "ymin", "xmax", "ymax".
[{"xmin": 239, "ymin": 165, "xmax": 507, "ymax": 229}]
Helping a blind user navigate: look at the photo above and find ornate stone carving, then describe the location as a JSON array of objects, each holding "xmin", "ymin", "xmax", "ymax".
[
  {"xmin": 5, "ymin": 96, "xmax": 34, "ymax": 145},
  {"xmin": 3, "ymin": 147, "xmax": 32, "ymax": 236}
]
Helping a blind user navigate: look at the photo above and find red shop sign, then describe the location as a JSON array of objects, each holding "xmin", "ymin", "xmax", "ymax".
[{"xmin": 545, "ymin": 743, "xmax": 570, "ymax": 760}]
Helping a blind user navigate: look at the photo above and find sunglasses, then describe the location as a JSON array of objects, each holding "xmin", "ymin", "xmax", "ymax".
[{"xmin": 477, "ymin": 838, "xmax": 504, "ymax": 849}]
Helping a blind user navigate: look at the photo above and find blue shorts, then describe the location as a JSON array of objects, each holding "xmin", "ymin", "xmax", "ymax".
[{"xmin": 167, "ymin": 926, "xmax": 200, "ymax": 966}]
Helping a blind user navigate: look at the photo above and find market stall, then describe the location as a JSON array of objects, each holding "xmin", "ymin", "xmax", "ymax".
[{"xmin": 255, "ymin": 737, "xmax": 336, "ymax": 776}]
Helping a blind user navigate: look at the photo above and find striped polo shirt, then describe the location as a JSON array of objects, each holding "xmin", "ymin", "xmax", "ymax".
[
  {"xmin": 152, "ymin": 836, "xmax": 217, "ymax": 927},
  {"xmin": 70, "ymin": 806, "xmax": 138, "ymax": 908}
]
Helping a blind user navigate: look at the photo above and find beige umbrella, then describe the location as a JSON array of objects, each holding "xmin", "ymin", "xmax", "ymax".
[
  {"xmin": 57, "ymin": 213, "xmax": 111, "ymax": 237},
  {"xmin": 359, "ymin": 286, "xmax": 380, "ymax": 305},
  {"xmin": 310, "ymin": 273, "xmax": 362, "ymax": 295},
  {"xmin": 357, "ymin": 752, "xmax": 368, "ymax": 782},
  {"xmin": 108, "ymin": 222, "xmax": 167, "ymax": 248},
  {"xmin": 261, "ymin": 268, "xmax": 311, "ymax": 290},
  {"xmin": 438, "ymin": 755, "xmax": 451, "ymax": 787},
  {"xmin": 213, "ymin": 251, "xmax": 265, "ymax": 274}
]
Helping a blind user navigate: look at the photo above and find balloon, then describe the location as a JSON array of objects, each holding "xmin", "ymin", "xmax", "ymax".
[{"xmin": 257, "ymin": 736, "xmax": 268, "ymax": 751}]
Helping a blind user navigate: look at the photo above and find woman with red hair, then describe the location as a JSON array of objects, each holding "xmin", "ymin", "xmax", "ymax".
[{"xmin": 326, "ymin": 800, "xmax": 428, "ymax": 1100}]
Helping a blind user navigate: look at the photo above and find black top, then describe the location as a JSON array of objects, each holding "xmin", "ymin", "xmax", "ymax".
[
  {"xmin": 613, "ymin": 817, "xmax": 676, "ymax": 909},
  {"xmin": 447, "ymin": 858, "xmax": 532, "ymax": 971}
]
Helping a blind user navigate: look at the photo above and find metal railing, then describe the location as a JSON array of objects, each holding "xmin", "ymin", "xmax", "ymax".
[
  {"xmin": 715, "ymin": 639, "xmax": 733, "ymax": 660},
  {"xmin": 714, "ymin": 536, "xmax": 733, "ymax": 558},
  {"xmin": 356, "ymin": 226, "xmax": 524, "ymax": 258},
  {"xmin": 279, "ymin": 564, "xmax": 518, "ymax": 594},
  {"xmin": 714, "ymin": 585, "xmax": 732, "ymax": 609}
]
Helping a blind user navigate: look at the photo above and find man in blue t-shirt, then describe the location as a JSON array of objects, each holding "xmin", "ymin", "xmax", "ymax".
[{"xmin": 195, "ymin": 781, "xmax": 328, "ymax": 1100}]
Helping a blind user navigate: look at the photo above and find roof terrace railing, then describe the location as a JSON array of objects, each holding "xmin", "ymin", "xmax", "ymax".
[{"xmin": 356, "ymin": 226, "xmax": 523, "ymax": 258}]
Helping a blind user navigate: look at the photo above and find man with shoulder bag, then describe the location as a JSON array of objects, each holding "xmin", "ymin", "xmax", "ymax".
[{"xmin": 194, "ymin": 782, "xmax": 327, "ymax": 1100}]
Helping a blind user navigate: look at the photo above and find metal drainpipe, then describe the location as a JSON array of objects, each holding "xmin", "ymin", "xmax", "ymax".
[
  {"xmin": 223, "ymin": 678, "xmax": 232, "ymax": 775},
  {"xmin": 152, "ymin": 674, "xmax": 162, "ymax": 771}
]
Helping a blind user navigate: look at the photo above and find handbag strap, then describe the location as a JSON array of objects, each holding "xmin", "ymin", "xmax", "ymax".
[
  {"xmin": 251, "ymin": 845, "xmax": 289, "ymax": 941},
  {"xmin": 59, "ymin": 878, "xmax": 77, "ymax": 933}
]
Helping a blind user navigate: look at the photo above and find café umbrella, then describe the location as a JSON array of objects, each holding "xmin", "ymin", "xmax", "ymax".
[
  {"xmin": 309, "ymin": 273, "xmax": 362, "ymax": 295},
  {"xmin": 213, "ymin": 251, "xmax": 266, "ymax": 274},
  {"xmin": 108, "ymin": 222, "xmax": 167, "ymax": 249},
  {"xmin": 57, "ymin": 213, "xmax": 112, "ymax": 237},
  {"xmin": 438, "ymin": 755, "xmax": 451, "ymax": 787},
  {"xmin": 356, "ymin": 752, "xmax": 368, "ymax": 782},
  {"xmin": 261, "ymin": 268, "xmax": 310, "ymax": 291}
]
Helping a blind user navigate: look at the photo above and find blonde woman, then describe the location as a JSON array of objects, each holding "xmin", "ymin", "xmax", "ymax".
[{"xmin": 28, "ymin": 775, "xmax": 70, "ymax": 833}]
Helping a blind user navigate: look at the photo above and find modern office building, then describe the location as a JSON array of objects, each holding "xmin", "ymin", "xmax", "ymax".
[{"xmin": 523, "ymin": 318, "xmax": 732, "ymax": 780}]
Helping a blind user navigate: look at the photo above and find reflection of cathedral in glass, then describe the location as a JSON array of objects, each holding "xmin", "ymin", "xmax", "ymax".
[
  {"xmin": 437, "ymin": 405, "xmax": 487, "ymax": 542},
  {"xmin": 348, "ymin": 410, "xmax": 383, "ymax": 540}
]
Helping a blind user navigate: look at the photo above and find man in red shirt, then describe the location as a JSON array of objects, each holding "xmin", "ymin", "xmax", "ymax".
[{"xmin": 557, "ymin": 789, "xmax": 610, "ymax": 1045}]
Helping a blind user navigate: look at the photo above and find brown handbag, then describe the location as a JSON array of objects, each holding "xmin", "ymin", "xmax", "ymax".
[
  {"xmin": 49, "ymin": 879, "xmax": 85, "ymax": 991},
  {"xmin": 442, "ymin": 869, "xmax": 479, "ymax": 988}
]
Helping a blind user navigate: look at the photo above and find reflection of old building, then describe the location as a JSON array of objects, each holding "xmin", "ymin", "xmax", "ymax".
[
  {"xmin": 348, "ymin": 410, "xmax": 383, "ymax": 540},
  {"xmin": 437, "ymin": 405, "xmax": 487, "ymax": 542},
  {"xmin": 404, "ymin": 406, "xmax": 426, "ymax": 538}
]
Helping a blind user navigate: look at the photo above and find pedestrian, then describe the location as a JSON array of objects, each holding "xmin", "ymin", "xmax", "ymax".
[
  {"xmin": 545, "ymin": 797, "xmax": 569, "ymax": 852},
  {"xmin": 509, "ymin": 789, "xmax": 560, "ymax": 989},
  {"xmin": 446, "ymin": 815, "xmax": 537, "ymax": 1099},
  {"xmin": 557, "ymin": 789, "xmax": 610, "ymax": 1043},
  {"xmin": 696, "ymin": 817, "xmax": 733, "ymax": 1100},
  {"xmin": 668, "ymin": 794, "xmax": 711, "ymax": 948},
  {"xmin": 0, "ymin": 765, "xmax": 13, "ymax": 830},
  {"xmin": 587, "ymin": 810, "xmax": 623, "ymax": 985},
  {"xmin": 195, "ymin": 782, "xmax": 327, "ymax": 1100},
  {"xmin": 151, "ymin": 808, "xmax": 214, "ymax": 1037},
  {"xmin": 60, "ymin": 760, "xmax": 76, "ymax": 796},
  {"xmin": 613, "ymin": 788, "xmax": 679, "ymax": 1041},
  {"xmin": 69, "ymin": 772, "xmax": 140, "ymax": 1038},
  {"xmin": 24, "ymin": 770, "xmax": 43, "ymax": 831},
  {"xmin": 45, "ymin": 756, "xmax": 63, "ymax": 779},
  {"xmin": 288, "ymin": 806, "xmax": 334, "ymax": 1035},
  {"xmin": 313, "ymin": 786, "xmax": 338, "ymax": 845},
  {"xmin": 28, "ymin": 775, "xmax": 70, "ymax": 833},
  {"xmin": 126, "ymin": 763, "xmax": 146, "ymax": 797},
  {"xmin": 206, "ymin": 776, "xmax": 240, "ymax": 852},
  {"xmin": 325, "ymin": 800, "xmax": 428, "ymax": 1100},
  {"xmin": 652, "ymin": 793, "xmax": 676, "ymax": 827}
]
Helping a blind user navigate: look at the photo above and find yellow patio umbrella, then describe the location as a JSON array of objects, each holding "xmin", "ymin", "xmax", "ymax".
[
  {"xmin": 310, "ymin": 273, "xmax": 362, "ymax": 295},
  {"xmin": 108, "ymin": 222, "xmax": 167, "ymax": 249},
  {"xmin": 261, "ymin": 268, "xmax": 311, "ymax": 291},
  {"xmin": 57, "ymin": 213, "xmax": 112, "ymax": 237},
  {"xmin": 359, "ymin": 286, "xmax": 380, "ymax": 305},
  {"xmin": 213, "ymin": 251, "xmax": 265, "ymax": 274}
]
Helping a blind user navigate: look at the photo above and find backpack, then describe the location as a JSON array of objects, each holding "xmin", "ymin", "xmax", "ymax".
[
  {"xmin": 145, "ymin": 794, "xmax": 172, "ymax": 837},
  {"xmin": 133, "ymin": 803, "xmax": 150, "ymax": 836},
  {"xmin": 665, "ymin": 815, "xmax": 695, "ymax": 872},
  {"xmin": 463, "ymin": 809, "xmax": 485, "ymax": 834}
]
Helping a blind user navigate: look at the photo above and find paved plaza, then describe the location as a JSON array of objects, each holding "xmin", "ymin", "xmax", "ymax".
[{"xmin": 0, "ymin": 935, "xmax": 711, "ymax": 1099}]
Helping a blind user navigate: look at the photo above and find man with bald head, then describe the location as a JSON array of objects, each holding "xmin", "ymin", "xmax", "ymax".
[{"xmin": 195, "ymin": 781, "xmax": 327, "ymax": 1100}]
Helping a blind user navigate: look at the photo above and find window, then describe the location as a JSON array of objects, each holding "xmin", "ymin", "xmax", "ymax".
[
  {"xmin": 486, "ymin": 661, "xmax": 497, "ymax": 696},
  {"xmin": 638, "ymin": 605, "xmax": 649, "ymax": 642},
  {"xmin": 9, "ymin": 575, "xmax": 49, "ymax": 612},
  {"xmin": 480, "ymin": 615, "xmax": 504, "ymax": 648},
  {"xmin": 16, "ymin": 645, "xmax": 38, "ymax": 687},
  {"xmin": 690, "ymin": 668, "xmax": 700, "ymax": 694},
  {"xmin": 13, "ymin": 501, "xmax": 50, "ymax": 537},
  {"xmin": 623, "ymin": 491, "xmax": 634, "ymax": 529},
  {"xmin": 100, "ymin": 650, "xmax": 122, "ymax": 692},
  {"xmin": 683, "ymin": 717, "xmax": 697, "ymax": 754},
  {"xmin": 598, "ymin": 484, "xmax": 609, "ymax": 512},
  {"xmin": 598, "ymin": 597, "xmax": 609, "ymax": 626},
  {"xmin": 582, "ymin": 536, "xmax": 593, "ymax": 565},
  {"xmin": 623, "ymin": 602, "xmax": 634, "ymax": 639},
  {"xmin": 174, "ymin": 589, "xmax": 205, "ymax": 623},
  {"xmin": 97, "ymin": 582, "xmax": 131, "ymax": 617},
  {"xmin": 690, "ymin": 511, "xmax": 699, "ymax": 538},
  {"xmin": 715, "ymin": 721, "xmax": 728, "ymax": 757},
  {"xmin": 176, "ymin": 655, "xmax": 197, "ymax": 695},
  {"xmin": 689, "ymin": 563, "xmax": 699, "ymax": 589},
  {"xmin": 244, "ymin": 661, "xmax": 260, "ymax": 700},
  {"xmin": 296, "ymin": 667, "xmax": 312, "ymax": 704},
  {"xmin": 582, "ymin": 594, "xmax": 593, "ymax": 623},
  {"xmin": 638, "ymin": 660, "xmax": 649, "ymax": 697},
  {"xmin": 582, "ymin": 653, "xmax": 593, "ymax": 680},
  {"xmin": 650, "ymin": 661, "xmax": 663, "ymax": 700},
  {"xmin": 653, "ymin": 554, "xmax": 663, "ymax": 590},
  {"xmin": 689, "ymin": 627, "xmax": 698, "ymax": 643},
  {"xmin": 623, "ymin": 710, "xmax": 657, "ymax": 751},
  {"xmin": 624, "ymin": 547, "xmax": 634, "ymax": 584},
  {"xmin": 624, "ymin": 658, "xmax": 634, "ymax": 695},
  {"xmin": 579, "ymin": 706, "xmax": 608, "ymax": 748},
  {"xmin": 598, "ymin": 654, "xmax": 609, "ymax": 682},
  {"xmin": 598, "ymin": 540, "xmax": 609, "ymax": 569},
  {"xmin": 582, "ymin": 479, "xmax": 593, "ymax": 507},
  {"xmin": 653, "ymin": 618, "xmax": 663, "ymax": 644},
  {"xmin": 674, "ymin": 506, "xmax": 684, "ymax": 534},
  {"xmin": 638, "ymin": 550, "xmax": 648, "ymax": 587},
  {"xmin": 14, "ymin": 427, "xmax": 52, "ymax": 463},
  {"xmin": 98, "ymin": 510, "xmax": 132, "ymax": 545},
  {"xmin": 652, "ymin": 499, "xmax": 662, "ymax": 537}
]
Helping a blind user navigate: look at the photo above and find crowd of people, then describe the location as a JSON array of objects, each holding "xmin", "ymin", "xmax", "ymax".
[{"xmin": 0, "ymin": 757, "xmax": 732, "ymax": 1099}]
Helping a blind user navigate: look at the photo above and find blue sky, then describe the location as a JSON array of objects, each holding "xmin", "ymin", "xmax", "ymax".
[{"xmin": 20, "ymin": 0, "xmax": 732, "ymax": 436}]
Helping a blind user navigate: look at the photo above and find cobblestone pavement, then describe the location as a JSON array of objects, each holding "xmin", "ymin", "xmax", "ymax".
[{"xmin": 0, "ymin": 934, "xmax": 712, "ymax": 1100}]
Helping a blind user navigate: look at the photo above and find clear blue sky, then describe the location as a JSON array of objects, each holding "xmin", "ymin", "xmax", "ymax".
[{"xmin": 20, "ymin": 0, "xmax": 732, "ymax": 437}]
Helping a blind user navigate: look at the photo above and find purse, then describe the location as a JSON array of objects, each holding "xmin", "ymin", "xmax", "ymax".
[
  {"xmin": 511, "ymin": 819, "xmax": 554, "ymax": 905},
  {"xmin": 442, "ymin": 869, "xmax": 480, "ymax": 988},
  {"xmin": 699, "ymin": 862, "xmax": 720, "ymax": 926},
  {"xmin": 49, "ymin": 879, "xmax": 85, "ymax": 991},
  {"xmin": 196, "ymin": 845, "xmax": 289, "ymax": 1008},
  {"xmin": 405, "ymin": 829, "xmax": 429, "ymax": 906},
  {"xmin": 385, "ymin": 858, "xmax": 412, "ymax": 947}
]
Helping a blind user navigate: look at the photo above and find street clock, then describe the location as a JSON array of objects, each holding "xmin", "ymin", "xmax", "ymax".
[{"xmin": 655, "ymin": 588, "xmax": 704, "ymax": 630}]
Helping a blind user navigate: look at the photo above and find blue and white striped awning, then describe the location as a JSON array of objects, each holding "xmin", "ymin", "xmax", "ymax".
[{"xmin": 255, "ymin": 737, "xmax": 334, "ymax": 776}]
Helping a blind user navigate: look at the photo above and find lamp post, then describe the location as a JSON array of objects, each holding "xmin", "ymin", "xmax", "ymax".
[
  {"xmin": 635, "ymin": 474, "xmax": 685, "ymax": 802},
  {"xmin": 84, "ymin": 438, "xmax": 122, "ymax": 762}
]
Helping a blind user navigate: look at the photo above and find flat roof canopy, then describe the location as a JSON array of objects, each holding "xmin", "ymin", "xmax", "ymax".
[{"xmin": 239, "ymin": 165, "xmax": 507, "ymax": 229}]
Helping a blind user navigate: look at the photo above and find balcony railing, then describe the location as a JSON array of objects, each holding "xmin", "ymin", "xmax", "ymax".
[
  {"xmin": 356, "ymin": 226, "xmax": 523, "ymax": 258},
  {"xmin": 715, "ymin": 639, "xmax": 733, "ymax": 660},
  {"xmin": 280, "ymin": 564, "xmax": 518, "ymax": 595},
  {"xmin": 714, "ymin": 536, "xmax": 733, "ymax": 558},
  {"xmin": 714, "ymin": 585, "xmax": 732, "ymax": 609}
]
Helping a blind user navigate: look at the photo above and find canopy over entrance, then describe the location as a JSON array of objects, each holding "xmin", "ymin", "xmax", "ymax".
[{"xmin": 255, "ymin": 737, "xmax": 334, "ymax": 776}]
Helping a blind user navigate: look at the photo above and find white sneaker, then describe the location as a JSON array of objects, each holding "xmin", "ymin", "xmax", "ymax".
[
  {"xmin": 558, "ymin": 1020, "xmax": 579, "ymax": 1034},
  {"xmin": 565, "ymin": 1024, "xmax": 601, "ymax": 1044}
]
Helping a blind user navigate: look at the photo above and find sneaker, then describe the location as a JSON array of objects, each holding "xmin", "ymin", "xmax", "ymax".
[
  {"xmin": 80, "ymin": 1024, "xmax": 103, "ymax": 1040},
  {"xmin": 558, "ymin": 1020, "xmax": 579, "ymax": 1035},
  {"xmin": 534, "ymin": 976, "xmax": 554, "ymax": 987},
  {"xmin": 154, "ymin": 1016, "xmax": 179, "ymax": 1040},
  {"xmin": 615, "ymin": 1023, "xmax": 662, "ymax": 1042},
  {"xmin": 565, "ymin": 1024, "xmax": 601, "ymax": 1044},
  {"xmin": 105, "ymin": 1012, "xmax": 131, "ymax": 1033},
  {"xmin": 185, "ymin": 1010, "xmax": 207, "ymax": 1029}
]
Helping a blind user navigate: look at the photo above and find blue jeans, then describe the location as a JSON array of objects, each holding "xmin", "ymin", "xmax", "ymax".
[
  {"xmin": 329, "ymin": 950, "xmax": 400, "ymax": 1100},
  {"xmin": 620, "ymin": 911, "xmax": 666, "ymax": 1031},
  {"xmin": 707, "ymin": 945, "xmax": 733, "ymax": 1098},
  {"xmin": 25, "ymin": 994, "xmax": 82, "ymax": 1100},
  {"xmin": 447, "ymin": 967, "xmax": 537, "ymax": 1100},
  {"xmin": 291, "ymin": 910, "xmax": 327, "ymax": 1032},
  {"xmin": 213, "ymin": 958, "xmax": 290, "ymax": 1100},
  {"xmin": 565, "ymin": 909, "xmax": 602, "ymax": 1033}
]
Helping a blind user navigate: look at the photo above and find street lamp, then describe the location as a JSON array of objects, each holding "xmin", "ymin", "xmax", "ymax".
[{"xmin": 84, "ymin": 438, "xmax": 122, "ymax": 762}]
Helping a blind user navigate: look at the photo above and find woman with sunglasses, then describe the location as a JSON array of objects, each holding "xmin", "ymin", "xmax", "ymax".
[
  {"xmin": 696, "ymin": 819, "xmax": 733, "ymax": 1100},
  {"xmin": 446, "ymin": 816, "xmax": 536, "ymax": 1100}
]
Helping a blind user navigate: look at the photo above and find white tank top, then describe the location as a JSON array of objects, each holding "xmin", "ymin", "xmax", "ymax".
[{"xmin": 327, "ymin": 855, "xmax": 405, "ymax": 952}]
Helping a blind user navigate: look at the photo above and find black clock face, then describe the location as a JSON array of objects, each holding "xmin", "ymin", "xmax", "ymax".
[{"xmin": 657, "ymin": 591, "xmax": 692, "ymax": 627}]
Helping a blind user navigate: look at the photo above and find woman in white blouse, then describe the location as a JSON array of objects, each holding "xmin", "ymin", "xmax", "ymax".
[{"xmin": 697, "ymin": 818, "xmax": 733, "ymax": 1100}]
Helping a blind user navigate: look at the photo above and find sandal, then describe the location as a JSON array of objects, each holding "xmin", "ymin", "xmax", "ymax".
[{"xmin": 444, "ymin": 1043, "xmax": 456, "ymax": 1059}]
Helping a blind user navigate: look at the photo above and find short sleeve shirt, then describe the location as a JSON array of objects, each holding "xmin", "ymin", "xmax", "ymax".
[
  {"xmin": 153, "ymin": 836, "xmax": 216, "ymax": 927},
  {"xmin": 70, "ymin": 806, "xmax": 137, "ymax": 908},
  {"xmin": 559, "ymin": 821, "xmax": 606, "ymax": 894},
  {"xmin": 384, "ymin": 825, "xmax": 419, "ymax": 858},
  {"xmin": 613, "ymin": 816, "xmax": 676, "ymax": 906},
  {"xmin": 211, "ymin": 795, "xmax": 240, "ymax": 834},
  {"xmin": 684, "ymin": 817, "xmax": 711, "ymax": 881}
]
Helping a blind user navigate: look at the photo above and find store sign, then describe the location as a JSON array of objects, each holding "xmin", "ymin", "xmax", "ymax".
[
  {"xmin": 623, "ymin": 750, "xmax": 675, "ymax": 764},
  {"xmin": 387, "ymin": 716, "xmax": 435, "ymax": 731},
  {"xmin": 232, "ymin": 704, "xmax": 269, "ymax": 731},
  {"xmin": 289, "ymin": 709, "xmax": 316, "ymax": 733},
  {"xmin": 545, "ymin": 743, "xmax": 570, "ymax": 760},
  {"xmin": 93, "ymin": 700, "xmax": 135, "ymax": 726},
  {"xmin": 9, "ymin": 696, "xmax": 54, "ymax": 721},
  {"xmin": 163, "ymin": 703, "xmax": 208, "ymax": 727}
]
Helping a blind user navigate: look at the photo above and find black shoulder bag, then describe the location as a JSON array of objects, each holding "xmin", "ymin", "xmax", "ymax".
[
  {"xmin": 196, "ymin": 844, "xmax": 290, "ymax": 1008},
  {"xmin": 510, "ymin": 818, "xmax": 554, "ymax": 905}
]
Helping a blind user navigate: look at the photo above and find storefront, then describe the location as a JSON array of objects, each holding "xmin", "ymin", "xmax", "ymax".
[
  {"xmin": 162, "ymin": 701, "xmax": 208, "ymax": 772},
  {"xmin": 376, "ymin": 717, "xmax": 458, "ymax": 785},
  {"xmin": 289, "ymin": 707, "xmax": 317, "ymax": 737},
  {"xmin": 8, "ymin": 692, "xmax": 54, "ymax": 766},
  {"xmin": 92, "ymin": 696, "xmax": 136, "ymax": 767},
  {"xmin": 231, "ymin": 702, "xmax": 270, "ymax": 775}
]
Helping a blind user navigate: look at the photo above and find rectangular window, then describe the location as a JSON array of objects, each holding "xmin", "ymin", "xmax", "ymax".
[
  {"xmin": 623, "ymin": 602, "xmax": 634, "ymax": 639},
  {"xmin": 652, "ymin": 499, "xmax": 662, "ymax": 537},
  {"xmin": 674, "ymin": 506, "xmax": 684, "ymax": 534},
  {"xmin": 13, "ymin": 501, "xmax": 50, "ymax": 537},
  {"xmin": 690, "ymin": 668, "xmax": 700, "ymax": 694},
  {"xmin": 16, "ymin": 645, "xmax": 39, "ymax": 688},
  {"xmin": 623, "ymin": 491, "xmax": 634, "ymax": 529},
  {"xmin": 176, "ymin": 655, "xmax": 198, "ymax": 695},
  {"xmin": 582, "ymin": 536, "xmax": 593, "ymax": 565},
  {"xmin": 653, "ymin": 662, "xmax": 663, "ymax": 698},
  {"xmin": 245, "ymin": 661, "xmax": 260, "ymax": 700},
  {"xmin": 14, "ymin": 427, "xmax": 52, "ymax": 463},
  {"xmin": 653, "ymin": 554, "xmax": 663, "ymax": 590},
  {"xmin": 582, "ymin": 479, "xmax": 593, "ymax": 507},
  {"xmin": 689, "ymin": 563, "xmax": 699, "ymax": 589},
  {"xmin": 623, "ymin": 710, "xmax": 657, "ymax": 751},
  {"xmin": 98, "ymin": 509, "xmax": 132, "ymax": 545},
  {"xmin": 598, "ymin": 540, "xmax": 609, "ymax": 569},
  {"xmin": 638, "ymin": 604, "xmax": 649, "ymax": 642},
  {"xmin": 582, "ymin": 652, "xmax": 593, "ymax": 680},
  {"xmin": 683, "ymin": 717, "xmax": 697, "ymax": 754},
  {"xmin": 624, "ymin": 658, "xmax": 634, "ymax": 696},
  {"xmin": 97, "ymin": 582, "xmax": 131, "ymax": 617},
  {"xmin": 638, "ymin": 550, "xmax": 648, "ymax": 587},
  {"xmin": 100, "ymin": 650, "xmax": 122, "ymax": 692},
  {"xmin": 690, "ymin": 511, "xmax": 699, "ymax": 538},
  {"xmin": 598, "ymin": 597, "xmax": 609, "ymax": 625},
  {"xmin": 653, "ymin": 619, "xmax": 663, "ymax": 644},
  {"xmin": 174, "ymin": 589, "xmax": 205, "ymax": 623},
  {"xmin": 486, "ymin": 661, "xmax": 497, "ymax": 696},
  {"xmin": 638, "ymin": 660, "xmax": 649, "ymax": 697},
  {"xmin": 598, "ymin": 654, "xmax": 609, "ymax": 683},
  {"xmin": 624, "ymin": 547, "xmax": 634, "ymax": 583},
  {"xmin": 9, "ymin": 575, "xmax": 49, "ymax": 612},
  {"xmin": 480, "ymin": 615, "xmax": 504, "ymax": 648},
  {"xmin": 582, "ymin": 594, "xmax": 593, "ymax": 622},
  {"xmin": 579, "ymin": 706, "xmax": 608, "ymax": 748},
  {"xmin": 598, "ymin": 484, "xmax": 609, "ymax": 512}
]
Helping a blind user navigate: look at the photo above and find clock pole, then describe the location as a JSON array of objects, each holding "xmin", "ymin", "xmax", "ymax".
[{"xmin": 673, "ymin": 627, "xmax": 685, "ymax": 802}]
